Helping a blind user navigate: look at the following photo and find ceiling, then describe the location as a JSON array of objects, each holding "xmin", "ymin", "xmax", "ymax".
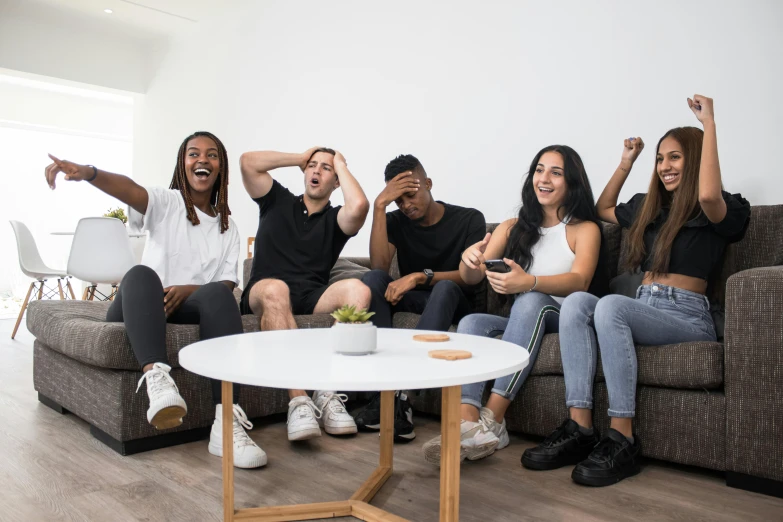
[{"xmin": 29, "ymin": 0, "xmax": 225, "ymax": 39}]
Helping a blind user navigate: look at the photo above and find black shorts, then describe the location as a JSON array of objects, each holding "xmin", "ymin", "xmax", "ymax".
[{"xmin": 240, "ymin": 279, "xmax": 330, "ymax": 316}]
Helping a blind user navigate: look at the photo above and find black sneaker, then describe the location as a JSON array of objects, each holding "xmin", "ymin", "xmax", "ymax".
[
  {"xmin": 393, "ymin": 392, "xmax": 416, "ymax": 442},
  {"xmin": 355, "ymin": 393, "xmax": 382, "ymax": 431},
  {"xmin": 353, "ymin": 392, "xmax": 416, "ymax": 442},
  {"xmin": 521, "ymin": 419, "xmax": 599, "ymax": 470},
  {"xmin": 571, "ymin": 428, "xmax": 641, "ymax": 487}
]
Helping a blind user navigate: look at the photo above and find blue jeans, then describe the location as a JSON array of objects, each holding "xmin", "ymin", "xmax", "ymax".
[
  {"xmin": 559, "ymin": 284, "xmax": 717, "ymax": 418},
  {"xmin": 460, "ymin": 292, "xmax": 561, "ymax": 409}
]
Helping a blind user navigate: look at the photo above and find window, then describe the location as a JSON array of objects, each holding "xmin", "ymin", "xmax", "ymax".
[{"xmin": 0, "ymin": 71, "xmax": 135, "ymax": 316}]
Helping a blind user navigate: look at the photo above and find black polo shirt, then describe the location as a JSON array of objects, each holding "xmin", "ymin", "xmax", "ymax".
[
  {"xmin": 244, "ymin": 180, "xmax": 352, "ymax": 299},
  {"xmin": 615, "ymin": 191, "xmax": 750, "ymax": 280}
]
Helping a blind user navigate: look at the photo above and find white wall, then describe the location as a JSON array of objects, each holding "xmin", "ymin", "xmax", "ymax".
[
  {"xmin": 0, "ymin": 0, "xmax": 159, "ymax": 93},
  {"xmin": 133, "ymin": 0, "xmax": 783, "ymax": 258}
]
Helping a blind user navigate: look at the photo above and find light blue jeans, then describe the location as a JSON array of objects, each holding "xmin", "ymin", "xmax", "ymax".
[
  {"xmin": 460, "ymin": 292, "xmax": 561, "ymax": 409},
  {"xmin": 559, "ymin": 283, "xmax": 717, "ymax": 418}
]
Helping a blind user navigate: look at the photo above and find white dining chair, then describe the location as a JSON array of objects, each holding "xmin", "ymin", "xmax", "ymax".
[
  {"xmin": 67, "ymin": 217, "xmax": 136, "ymax": 301},
  {"xmin": 9, "ymin": 220, "xmax": 72, "ymax": 339}
]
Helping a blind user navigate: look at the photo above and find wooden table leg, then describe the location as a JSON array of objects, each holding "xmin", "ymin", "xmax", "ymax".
[
  {"xmin": 223, "ymin": 381, "xmax": 234, "ymax": 522},
  {"xmin": 351, "ymin": 390, "xmax": 394, "ymax": 504},
  {"xmin": 228, "ymin": 388, "xmax": 407, "ymax": 521},
  {"xmin": 379, "ymin": 390, "xmax": 394, "ymax": 468},
  {"xmin": 439, "ymin": 386, "xmax": 461, "ymax": 522}
]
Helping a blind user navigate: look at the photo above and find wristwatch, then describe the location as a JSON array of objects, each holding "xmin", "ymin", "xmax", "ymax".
[{"xmin": 423, "ymin": 269, "xmax": 434, "ymax": 286}]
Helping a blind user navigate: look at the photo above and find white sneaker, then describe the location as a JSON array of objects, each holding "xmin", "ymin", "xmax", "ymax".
[
  {"xmin": 287, "ymin": 396, "xmax": 322, "ymax": 441},
  {"xmin": 480, "ymin": 407, "xmax": 509, "ymax": 451},
  {"xmin": 136, "ymin": 362, "xmax": 187, "ymax": 430},
  {"xmin": 422, "ymin": 418, "xmax": 500, "ymax": 466},
  {"xmin": 209, "ymin": 404, "xmax": 267, "ymax": 469},
  {"xmin": 313, "ymin": 391, "xmax": 358, "ymax": 435}
]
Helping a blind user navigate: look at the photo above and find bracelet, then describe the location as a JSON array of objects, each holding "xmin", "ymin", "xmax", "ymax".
[
  {"xmin": 86, "ymin": 165, "xmax": 99, "ymax": 182},
  {"xmin": 524, "ymin": 275, "xmax": 538, "ymax": 293}
]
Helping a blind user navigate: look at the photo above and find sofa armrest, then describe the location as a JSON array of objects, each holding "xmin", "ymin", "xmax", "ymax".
[{"xmin": 724, "ymin": 265, "xmax": 783, "ymax": 481}]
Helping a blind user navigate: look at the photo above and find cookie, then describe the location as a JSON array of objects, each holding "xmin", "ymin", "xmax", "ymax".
[
  {"xmin": 412, "ymin": 333, "xmax": 451, "ymax": 343},
  {"xmin": 428, "ymin": 349, "xmax": 472, "ymax": 361}
]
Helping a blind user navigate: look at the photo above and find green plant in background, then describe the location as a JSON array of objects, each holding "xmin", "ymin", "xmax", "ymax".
[
  {"xmin": 331, "ymin": 305, "xmax": 375, "ymax": 324},
  {"xmin": 103, "ymin": 207, "xmax": 128, "ymax": 224}
]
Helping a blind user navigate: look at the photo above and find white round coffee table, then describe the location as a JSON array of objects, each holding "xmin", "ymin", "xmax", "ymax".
[{"xmin": 180, "ymin": 328, "xmax": 529, "ymax": 522}]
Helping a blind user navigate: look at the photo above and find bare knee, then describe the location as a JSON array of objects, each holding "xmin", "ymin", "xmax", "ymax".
[
  {"xmin": 344, "ymin": 279, "xmax": 371, "ymax": 309},
  {"xmin": 250, "ymin": 279, "xmax": 291, "ymax": 314}
]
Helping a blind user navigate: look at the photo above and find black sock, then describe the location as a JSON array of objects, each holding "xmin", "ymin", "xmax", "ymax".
[{"xmin": 577, "ymin": 425, "xmax": 594, "ymax": 436}]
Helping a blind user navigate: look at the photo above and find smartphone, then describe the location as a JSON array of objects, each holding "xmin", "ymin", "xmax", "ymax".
[{"xmin": 484, "ymin": 259, "xmax": 510, "ymax": 273}]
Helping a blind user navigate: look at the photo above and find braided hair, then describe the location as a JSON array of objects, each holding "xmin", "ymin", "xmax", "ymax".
[{"xmin": 169, "ymin": 131, "xmax": 231, "ymax": 233}]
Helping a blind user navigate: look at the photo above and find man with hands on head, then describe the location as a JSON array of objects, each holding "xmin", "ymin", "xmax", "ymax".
[
  {"xmin": 355, "ymin": 154, "xmax": 486, "ymax": 441},
  {"xmin": 239, "ymin": 145, "xmax": 371, "ymax": 443}
]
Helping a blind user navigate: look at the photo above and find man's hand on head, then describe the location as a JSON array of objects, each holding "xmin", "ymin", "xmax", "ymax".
[
  {"xmin": 299, "ymin": 146, "xmax": 322, "ymax": 172},
  {"xmin": 374, "ymin": 171, "xmax": 420, "ymax": 210}
]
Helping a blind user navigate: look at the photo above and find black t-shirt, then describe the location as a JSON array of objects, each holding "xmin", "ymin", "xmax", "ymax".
[
  {"xmin": 386, "ymin": 202, "xmax": 486, "ymax": 281},
  {"xmin": 614, "ymin": 190, "xmax": 750, "ymax": 280},
  {"xmin": 244, "ymin": 180, "xmax": 352, "ymax": 296}
]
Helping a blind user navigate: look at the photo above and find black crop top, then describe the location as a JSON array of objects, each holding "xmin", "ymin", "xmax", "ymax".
[{"xmin": 614, "ymin": 191, "xmax": 750, "ymax": 280}]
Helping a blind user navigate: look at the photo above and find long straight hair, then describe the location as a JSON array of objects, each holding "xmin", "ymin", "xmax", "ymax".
[
  {"xmin": 624, "ymin": 127, "xmax": 704, "ymax": 274},
  {"xmin": 504, "ymin": 145, "xmax": 599, "ymax": 269},
  {"xmin": 169, "ymin": 131, "xmax": 231, "ymax": 233}
]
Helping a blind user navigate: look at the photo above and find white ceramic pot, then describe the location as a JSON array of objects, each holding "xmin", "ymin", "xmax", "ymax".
[{"xmin": 332, "ymin": 322, "xmax": 377, "ymax": 355}]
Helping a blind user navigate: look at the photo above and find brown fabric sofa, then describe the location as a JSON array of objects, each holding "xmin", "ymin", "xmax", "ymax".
[{"xmin": 27, "ymin": 205, "xmax": 783, "ymax": 497}]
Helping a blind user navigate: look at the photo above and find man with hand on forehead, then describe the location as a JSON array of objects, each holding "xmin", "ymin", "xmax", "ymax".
[{"xmin": 355, "ymin": 154, "xmax": 486, "ymax": 441}]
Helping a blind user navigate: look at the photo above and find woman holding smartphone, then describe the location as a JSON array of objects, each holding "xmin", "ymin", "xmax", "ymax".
[
  {"xmin": 422, "ymin": 145, "xmax": 602, "ymax": 465},
  {"xmin": 522, "ymin": 95, "xmax": 750, "ymax": 487}
]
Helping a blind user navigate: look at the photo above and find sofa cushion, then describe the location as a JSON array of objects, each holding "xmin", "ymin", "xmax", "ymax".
[
  {"xmin": 329, "ymin": 258, "xmax": 370, "ymax": 284},
  {"xmin": 26, "ymin": 300, "xmax": 335, "ymax": 371},
  {"xmin": 531, "ymin": 333, "xmax": 724, "ymax": 389}
]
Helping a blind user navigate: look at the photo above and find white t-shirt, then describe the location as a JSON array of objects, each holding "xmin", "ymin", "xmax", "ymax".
[{"xmin": 129, "ymin": 187, "xmax": 240, "ymax": 288}]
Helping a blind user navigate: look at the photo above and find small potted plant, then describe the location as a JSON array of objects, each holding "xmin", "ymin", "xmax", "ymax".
[
  {"xmin": 103, "ymin": 207, "xmax": 128, "ymax": 225},
  {"xmin": 330, "ymin": 305, "xmax": 377, "ymax": 355}
]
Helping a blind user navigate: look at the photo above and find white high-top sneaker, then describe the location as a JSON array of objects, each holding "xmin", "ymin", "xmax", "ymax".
[
  {"xmin": 209, "ymin": 404, "xmax": 267, "ymax": 469},
  {"xmin": 422, "ymin": 418, "xmax": 500, "ymax": 466},
  {"xmin": 136, "ymin": 362, "xmax": 187, "ymax": 430},
  {"xmin": 287, "ymin": 396, "xmax": 322, "ymax": 441},
  {"xmin": 480, "ymin": 407, "xmax": 509, "ymax": 451},
  {"xmin": 313, "ymin": 391, "xmax": 358, "ymax": 435}
]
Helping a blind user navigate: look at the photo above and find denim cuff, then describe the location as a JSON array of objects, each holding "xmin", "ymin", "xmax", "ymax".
[
  {"xmin": 566, "ymin": 400, "xmax": 593, "ymax": 410},
  {"xmin": 489, "ymin": 388, "xmax": 514, "ymax": 401},
  {"xmin": 607, "ymin": 408, "xmax": 635, "ymax": 418},
  {"xmin": 460, "ymin": 397, "xmax": 483, "ymax": 410}
]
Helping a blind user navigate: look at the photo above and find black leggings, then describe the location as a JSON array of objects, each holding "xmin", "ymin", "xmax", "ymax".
[{"xmin": 107, "ymin": 265, "xmax": 241, "ymax": 404}]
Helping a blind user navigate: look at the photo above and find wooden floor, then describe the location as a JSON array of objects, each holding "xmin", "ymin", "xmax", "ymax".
[{"xmin": 2, "ymin": 319, "xmax": 782, "ymax": 522}]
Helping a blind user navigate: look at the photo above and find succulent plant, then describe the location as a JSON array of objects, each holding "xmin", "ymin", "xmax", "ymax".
[{"xmin": 331, "ymin": 305, "xmax": 375, "ymax": 324}]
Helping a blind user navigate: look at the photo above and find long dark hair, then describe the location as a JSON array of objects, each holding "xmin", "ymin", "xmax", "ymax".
[
  {"xmin": 504, "ymin": 145, "xmax": 599, "ymax": 269},
  {"xmin": 625, "ymin": 127, "xmax": 704, "ymax": 274},
  {"xmin": 169, "ymin": 131, "xmax": 231, "ymax": 233}
]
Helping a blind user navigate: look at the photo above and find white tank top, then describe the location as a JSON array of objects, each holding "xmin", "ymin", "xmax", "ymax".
[{"xmin": 526, "ymin": 220, "xmax": 576, "ymax": 304}]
